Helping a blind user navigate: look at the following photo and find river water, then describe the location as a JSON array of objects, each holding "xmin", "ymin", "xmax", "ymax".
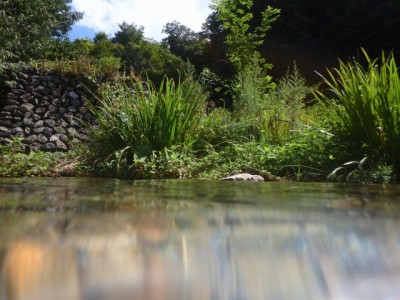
[{"xmin": 0, "ymin": 178, "xmax": 400, "ymax": 300}]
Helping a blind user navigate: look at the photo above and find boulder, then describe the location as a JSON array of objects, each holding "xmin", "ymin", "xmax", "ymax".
[{"xmin": 221, "ymin": 173, "xmax": 264, "ymax": 182}]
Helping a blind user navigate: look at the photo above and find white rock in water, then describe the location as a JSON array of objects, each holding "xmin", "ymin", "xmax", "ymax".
[{"xmin": 221, "ymin": 173, "xmax": 264, "ymax": 182}]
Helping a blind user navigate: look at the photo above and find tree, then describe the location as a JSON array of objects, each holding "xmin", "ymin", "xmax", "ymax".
[
  {"xmin": 0, "ymin": 0, "xmax": 83, "ymax": 65},
  {"xmin": 211, "ymin": 0, "xmax": 280, "ymax": 69},
  {"xmin": 111, "ymin": 22, "xmax": 187, "ymax": 85},
  {"xmin": 162, "ymin": 21, "xmax": 207, "ymax": 71}
]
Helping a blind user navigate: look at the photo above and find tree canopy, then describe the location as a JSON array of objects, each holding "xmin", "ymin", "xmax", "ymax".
[{"xmin": 0, "ymin": 0, "xmax": 82, "ymax": 65}]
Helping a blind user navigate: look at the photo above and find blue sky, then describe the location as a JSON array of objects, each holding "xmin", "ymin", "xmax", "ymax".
[{"xmin": 69, "ymin": 0, "xmax": 212, "ymax": 41}]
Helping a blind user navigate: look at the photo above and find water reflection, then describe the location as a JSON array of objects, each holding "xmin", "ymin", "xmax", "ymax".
[{"xmin": 0, "ymin": 178, "xmax": 400, "ymax": 299}]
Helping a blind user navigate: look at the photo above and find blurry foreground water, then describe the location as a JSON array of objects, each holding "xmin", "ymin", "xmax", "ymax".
[{"xmin": 0, "ymin": 178, "xmax": 400, "ymax": 300}]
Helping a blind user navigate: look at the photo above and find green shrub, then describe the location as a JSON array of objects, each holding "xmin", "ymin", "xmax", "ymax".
[
  {"xmin": 315, "ymin": 49, "xmax": 400, "ymax": 176},
  {"xmin": 86, "ymin": 76, "xmax": 206, "ymax": 172},
  {"xmin": 262, "ymin": 63, "xmax": 314, "ymax": 144}
]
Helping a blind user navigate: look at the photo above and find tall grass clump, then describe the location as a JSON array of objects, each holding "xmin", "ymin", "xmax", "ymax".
[
  {"xmin": 315, "ymin": 49, "xmax": 400, "ymax": 176},
  {"xmin": 87, "ymin": 76, "xmax": 206, "ymax": 172}
]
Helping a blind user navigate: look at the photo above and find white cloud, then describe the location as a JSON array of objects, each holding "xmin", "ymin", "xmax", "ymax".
[{"xmin": 71, "ymin": 0, "xmax": 212, "ymax": 41}]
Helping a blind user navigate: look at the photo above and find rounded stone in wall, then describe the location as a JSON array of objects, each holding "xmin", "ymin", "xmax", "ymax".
[
  {"xmin": 54, "ymin": 126, "xmax": 66, "ymax": 134},
  {"xmin": 37, "ymin": 134, "xmax": 48, "ymax": 143},
  {"xmin": 19, "ymin": 103, "xmax": 35, "ymax": 113},
  {"xmin": 67, "ymin": 127, "xmax": 77, "ymax": 137},
  {"xmin": 4, "ymin": 105, "xmax": 17, "ymax": 112},
  {"xmin": 48, "ymin": 105, "xmax": 57, "ymax": 112},
  {"xmin": 58, "ymin": 107, "xmax": 67, "ymax": 115},
  {"xmin": 55, "ymin": 140, "xmax": 68, "ymax": 151},
  {"xmin": 29, "ymin": 143, "xmax": 42, "ymax": 152},
  {"xmin": 23, "ymin": 118, "xmax": 34, "ymax": 127},
  {"xmin": 23, "ymin": 135, "xmax": 37, "ymax": 143},
  {"xmin": 34, "ymin": 120, "xmax": 44, "ymax": 128},
  {"xmin": 12, "ymin": 122, "xmax": 23, "ymax": 128},
  {"xmin": 43, "ymin": 127, "xmax": 53, "ymax": 137},
  {"xmin": 71, "ymin": 98, "xmax": 81, "ymax": 108},
  {"xmin": 44, "ymin": 119, "xmax": 56, "ymax": 127},
  {"xmin": 10, "ymin": 127, "xmax": 24, "ymax": 138},
  {"xmin": 31, "ymin": 114, "xmax": 41, "ymax": 121},
  {"xmin": 42, "ymin": 143, "xmax": 56, "ymax": 152},
  {"xmin": 63, "ymin": 113, "xmax": 74, "ymax": 122},
  {"xmin": 67, "ymin": 106, "xmax": 77, "ymax": 113},
  {"xmin": 33, "ymin": 127, "xmax": 45, "ymax": 134},
  {"xmin": 77, "ymin": 134, "xmax": 89, "ymax": 142}
]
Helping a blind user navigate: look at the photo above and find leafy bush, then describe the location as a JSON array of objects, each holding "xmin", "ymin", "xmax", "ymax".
[{"xmin": 315, "ymin": 49, "xmax": 400, "ymax": 176}]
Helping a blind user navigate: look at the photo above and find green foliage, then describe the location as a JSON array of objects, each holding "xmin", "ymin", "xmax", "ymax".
[
  {"xmin": 0, "ymin": 139, "xmax": 76, "ymax": 177},
  {"xmin": 315, "ymin": 49, "xmax": 400, "ymax": 176},
  {"xmin": 110, "ymin": 22, "xmax": 187, "ymax": 85},
  {"xmin": 0, "ymin": 0, "xmax": 82, "ymax": 66},
  {"xmin": 193, "ymin": 107, "xmax": 260, "ymax": 152},
  {"xmin": 211, "ymin": 0, "xmax": 280, "ymax": 69},
  {"xmin": 86, "ymin": 76, "xmax": 207, "ymax": 174},
  {"xmin": 232, "ymin": 54, "xmax": 273, "ymax": 118},
  {"xmin": 31, "ymin": 56, "xmax": 119, "ymax": 81},
  {"xmin": 262, "ymin": 63, "xmax": 315, "ymax": 143},
  {"xmin": 162, "ymin": 21, "xmax": 208, "ymax": 72}
]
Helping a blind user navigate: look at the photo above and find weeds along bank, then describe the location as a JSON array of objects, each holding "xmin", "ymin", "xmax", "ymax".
[{"xmin": 0, "ymin": 51, "xmax": 399, "ymax": 183}]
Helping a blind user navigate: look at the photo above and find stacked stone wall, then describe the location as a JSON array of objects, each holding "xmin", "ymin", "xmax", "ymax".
[{"xmin": 0, "ymin": 69, "xmax": 97, "ymax": 152}]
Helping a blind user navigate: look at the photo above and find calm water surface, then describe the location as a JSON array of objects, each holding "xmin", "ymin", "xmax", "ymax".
[{"xmin": 0, "ymin": 178, "xmax": 400, "ymax": 300}]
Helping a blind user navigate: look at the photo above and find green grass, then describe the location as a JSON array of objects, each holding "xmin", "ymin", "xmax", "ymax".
[
  {"xmin": 315, "ymin": 49, "xmax": 400, "ymax": 176},
  {"xmin": 0, "ymin": 139, "xmax": 81, "ymax": 177},
  {"xmin": 85, "ymin": 76, "xmax": 206, "ymax": 174}
]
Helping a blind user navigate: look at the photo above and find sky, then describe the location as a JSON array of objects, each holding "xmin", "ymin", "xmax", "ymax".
[{"xmin": 69, "ymin": 0, "xmax": 213, "ymax": 41}]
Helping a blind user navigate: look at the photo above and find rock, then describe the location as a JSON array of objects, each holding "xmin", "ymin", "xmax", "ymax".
[
  {"xmin": 55, "ymin": 140, "xmax": 68, "ymax": 151},
  {"xmin": 67, "ymin": 106, "xmax": 77, "ymax": 113},
  {"xmin": 35, "ymin": 106, "xmax": 46, "ymax": 115},
  {"xmin": 221, "ymin": 173, "xmax": 264, "ymax": 182},
  {"xmin": 54, "ymin": 126, "xmax": 66, "ymax": 134},
  {"xmin": 42, "ymin": 127, "xmax": 53, "ymax": 137},
  {"xmin": 24, "ymin": 127, "xmax": 31, "ymax": 135},
  {"xmin": 44, "ymin": 119, "xmax": 56, "ymax": 127},
  {"xmin": 67, "ymin": 127, "xmax": 77, "ymax": 137},
  {"xmin": 23, "ymin": 135, "xmax": 38, "ymax": 143},
  {"xmin": 0, "ymin": 120, "xmax": 12, "ymax": 127},
  {"xmin": 42, "ymin": 143, "xmax": 56, "ymax": 152},
  {"xmin": 3, "ymin": 105, "xmax": 17, "ymax": 112},
  {"xmin": 71, "ymin": 98, "xmax": 81, "ymax": 108},
  {"xmin": 37, "ymin": 134, "xmax": 48, "ymax": 143},
  {"xmin": 31, "ymin": 114, "xmax": 41, "ymax": 121},
  {"xmin": 30, "ymin": 143, "xmax": 42, "ymax": 152},
  {"xmin": 67, "ymin": 91, "xmax": 80, "ymax": 100},
  {"xmin": 63, "ymin": 112, "xmax": 74, "ymax": 122},
  {"xmin": 34, "ymin": 120, "xmax": 44, "ymax": 128},
  {"xmin": 0, "ymin": 126, "xmax": 10, "ymax": 138},
  {"xmin": 10, "ymin": 127, "xmax": 24, "ymax": 138},
  {"xmin": 0, "ymin": 111, "xmax": 11, "ymax": 117},
  {"xmin": 33, "ymin": 127, "xmax": 45, "ymax": 134},
  {"xmin": 49, "ymin": 134, "xmax": 60, "ymax": 142},
  {"xmin": 19, "ymin": 103, "xmax": 35, "ymax": 113},
  {"xmin": 23, "ymin": 118, "xmax": 34, "ymax": 127}
]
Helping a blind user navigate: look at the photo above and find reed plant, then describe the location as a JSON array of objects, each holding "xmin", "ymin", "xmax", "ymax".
[
  {"xmin": 315, "ymin": 50, "xmax": 400, "ymax": 175},
  {"xmin": 87, "ymin": 76, "xmax": 206, "ymax": 166}
]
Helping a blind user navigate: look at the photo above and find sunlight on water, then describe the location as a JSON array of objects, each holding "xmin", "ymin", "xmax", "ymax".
[{"xmin": 1, "ymin": 178, "xmax": 400, "ymax": 300}]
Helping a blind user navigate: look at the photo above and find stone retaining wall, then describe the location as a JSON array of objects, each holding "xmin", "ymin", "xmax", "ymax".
[{"xmin": 0, "ymin": 69, "xmax": 97, "ymax": 152}]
